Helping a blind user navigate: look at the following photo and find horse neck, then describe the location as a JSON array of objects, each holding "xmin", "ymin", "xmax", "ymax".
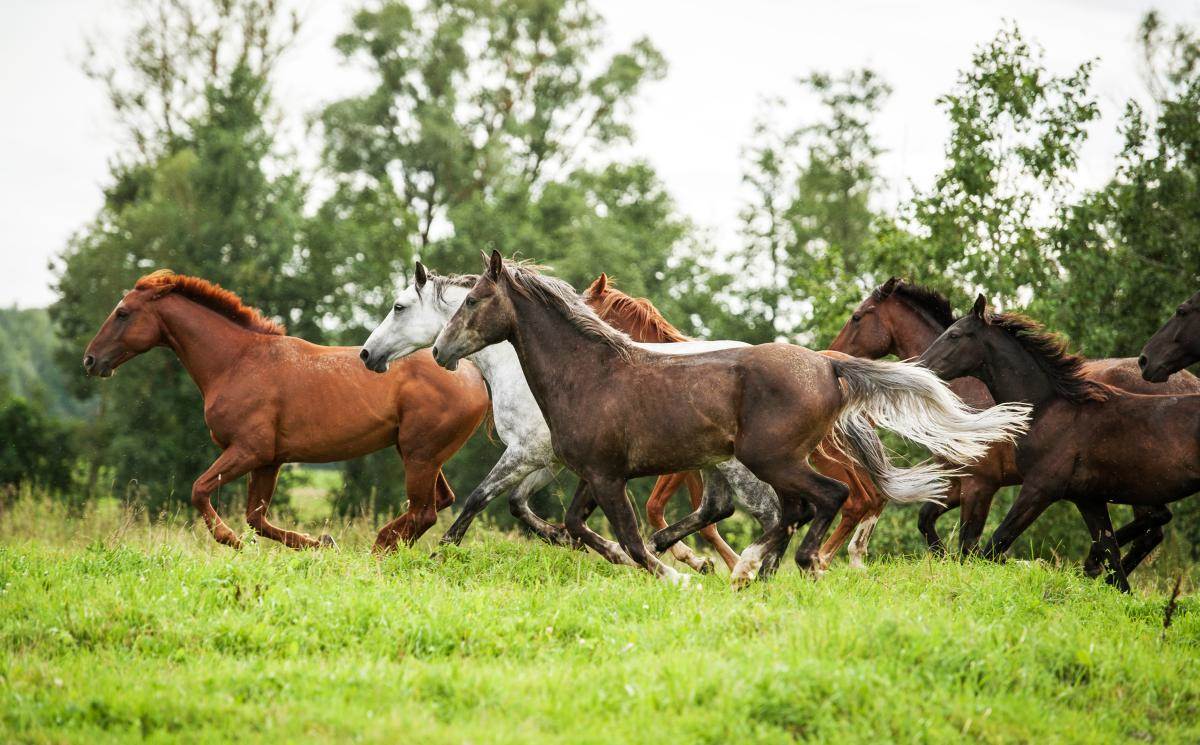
[
  {"xmin": 154, "ymin": 295, "xmax": 259, "ymax": 396},
  {"xmin": 979, "ymin": 332, "xmax": 1061, "ymax": 411},
  {"xmin": 887, "ymin": 302, "xmax": 947, "ymax": 359},
  {"xmin": 507, "ymin": 290, "xmax": 625, "ymax": 418}
]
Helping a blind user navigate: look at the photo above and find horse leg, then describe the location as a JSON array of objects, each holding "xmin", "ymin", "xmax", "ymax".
[
  {"xmin": 564, "ymin": 480, "xmax": 636, "ymax": 567},
  {"xmin": 433, "ymin": 470, "xmax": 456, "ymax": 510},
  {"xmin": 977, "ymin": 485, "xmax": 1055, "ymax": 561},
  {"xmin": 507, "ymin": 466, "xmax": 576, "ymax": 547},
  {"xmin": 790, "ymin": 473, "xmax": 852, "ymax": 576},
  {"xmin": 649, "ymin": 467, "xmax": 735, "ymax": 556},
  {"xmin": 845, "ymin": 503, "xmax": 885, "ymax": 570},
  {"xmin": 244, "ymin": 464, "xmax": 328, "ymax": 550},
  {"xmin": 374, "ymin": 460, "xmax": 440, "ymax": 551},
  {"xmin": 191, "ymin": 448, "xmax": 258, "ymax": 549},
  {"xmin": 1082, "ymin": 505, "xmax": 1171, "ymax": 578},
  {"xmin": 590, "ymin": 476, "xmax": 684, "ymax": 583},
  {"xmin": 714, "ymin": 459, "xmax": 789, "ymax": 578},
  {"xmin": 1074, "ymin": 500, "xmax": 1131, "ymax": 593},
  {"xmin": 648, "ymin": 472, "xmax": 720, "ymax": 574},
  {"xmin": 918, "ymin": 478, "xmax": 961, "ymax": 555},
  {"xmin": 687, "ymin": 472, "xmax": 740, "ymax": 573},
  {"xmin": 1119, "ymin": 506, "xmax": 1172, "ymax": 576},
  {"xmin": 957, "ymin": 477, "xmax": 998, "ymax": 557},
  {"xmin": 438, "ymin": 449, "xmax": 538, "ymax": 546},
  {"xmin": 729, "ymin": 495, "xmax": 810, "ymax": 587}
]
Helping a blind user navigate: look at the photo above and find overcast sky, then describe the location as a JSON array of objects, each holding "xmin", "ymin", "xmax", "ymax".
[{"xmin": 2, "ymin": 0, "xmax": 1193, "ymax": 308}]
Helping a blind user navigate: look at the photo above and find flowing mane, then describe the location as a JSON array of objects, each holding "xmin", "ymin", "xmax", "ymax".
[
  {"xmin": 989, "ymin": 312, "xmax": 1112, "ymax": 403},
  {"xmin": 503, "ymin": 263, "xmax": 635, "ymax": 359},
  {"xmin": 425, "ymin": 272, "xmax": 479, "ymax": 303},
  {"xmin": 583, "ymin": 276, "xmax": 692, "ymax": 343},
  {"xmin": 133, "ymin": 270, "xmax": 286, "ymax": 335},
  {"xmin": 874, "ymin": 278, "xmax": 956, "ymax": 329}
]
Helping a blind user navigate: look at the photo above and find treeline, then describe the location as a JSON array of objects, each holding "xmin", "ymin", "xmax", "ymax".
[{"xmin": 4, "ymin": 2, "xmax": 1199, "ymax": 550}]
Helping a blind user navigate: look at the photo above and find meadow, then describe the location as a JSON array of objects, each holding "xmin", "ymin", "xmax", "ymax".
[{"xmin": 1, "ymin": 497, "xmax": 1198, "ymax": 744}]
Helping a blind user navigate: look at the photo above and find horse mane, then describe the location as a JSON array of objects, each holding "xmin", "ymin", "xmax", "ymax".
[
  {"xmin": 874, "ymin": 278, "xmax": 956, "ymax": 329},
  {"xmin": 583, "ymin": 277, "xmax": 692, "ymax": 343},
  {"xmin": 133, "ymin": 270, "xmax": 286, "ymax": 336},
  {"xmin": 989, "ymin": 312, "xmax": 1112, "ymax": 403},
  {"xmin": 425, "ymin": 272, "xmax": 478, "ymax": 303},
  {"xmin": 503, "ymin": 263, "xmax": 635, "ymax": 359}
]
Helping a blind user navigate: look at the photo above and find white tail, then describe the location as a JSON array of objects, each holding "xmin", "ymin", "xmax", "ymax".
[
  {"xmin": 828, "ymin": 417, "xmax": 956, "ymax": 504},
  {"xmin": 831, "ymin": 356, "xmax": 1031, "ymax": 465}
]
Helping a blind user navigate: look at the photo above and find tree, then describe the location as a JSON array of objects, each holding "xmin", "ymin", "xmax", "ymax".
[
  {"xmin": 735, "ymin": 69, "xmax": 892, "ymax": 345},
  {"xmin": 52, "ymin": 0, "xmax": 310, "ymax": 509}
]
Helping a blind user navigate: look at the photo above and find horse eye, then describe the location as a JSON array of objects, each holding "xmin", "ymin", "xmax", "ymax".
[
  {"xmin": 393, "ymin": 304, "xmax": 405, "ymax": 313},
  {"xmin": 465, "ymin": 297, "xmax": 479, "ymax": 307},
  {"xmin": 851, "ymin": 314, "xmax": 862, "ymax": 323},
  {"xmin": 948, "ymin": 331, "xmax": 961, "ymax": 339},
  {"xmin": 115, "ymin": 309, "xmax": 130, "ymax": 320},
  {"xmin": 1178, "ymin": 306, "xmax": 1188, "ymax": 317}
]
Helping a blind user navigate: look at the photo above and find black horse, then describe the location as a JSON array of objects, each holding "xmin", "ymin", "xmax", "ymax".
[
  {"xmin": 921, "ymin": 296, "xmax": 1200, "ymax": 592},
  {"xmin": 1141, "ymin": 288, "xmax": 1200, "ymax": 382}
]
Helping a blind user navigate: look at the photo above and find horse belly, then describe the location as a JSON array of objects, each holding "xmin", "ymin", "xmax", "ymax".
[
  {"xmin": 620, "ymin": 369, "xmax": 741, "ymax": 476},
  {"xmin": 1073, "ymin": 415, "xmax": 1200, "ymax": 504}
]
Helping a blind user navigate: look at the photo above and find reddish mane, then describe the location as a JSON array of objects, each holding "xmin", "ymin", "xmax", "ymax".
[
  {"xmin": 583, "ymin": 275, "xmax": 691, "ymax": 344},
  {"xmin": 134, "ymin": 270, "xmax": 286, "ymax": 336}
]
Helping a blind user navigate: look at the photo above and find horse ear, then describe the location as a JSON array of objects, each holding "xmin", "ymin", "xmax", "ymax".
[
  {"xmin": 880, "ymin": 276, "xmax": 900, "ymax": 295},
  {"xmin": 487, "ymin": 249, "xmax": 504, "ymax": 280},
  {"xmin": 587, "ymin": 273, "xmax": 608, "ymax": 296},
  {"xmin": 414, "ymin": 261, "xmax": 428, "ymax": 289},
  {"xmin": 972, "ymin": 294, "xmax": 988, "ymax": 319}
]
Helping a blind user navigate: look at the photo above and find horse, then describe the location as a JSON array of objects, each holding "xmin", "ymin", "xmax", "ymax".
[
  {"xmin": 581, "ymin": 274, "xmax": 885, "ymax": 571},
  {"xmin": 83, "ymin": 270, "xmax": 489, "ymax": 551},
  {"xmin": 1141, "ymin": 288, "xmax": 1200, "ymax": 382},
  {"xmin": 430, "ymin": 252, "xmax": 1029, "ymax": 585},
  {"xmin": 919, "ymin": 296, "xmax": 1200, "ymax": 591},
  {"xmin": 831, "ymin": 278, "xmax": 1200, "ymax": 569},
  {"xmin": 359, "ymin": 262, "xmax": 781, "ymax": 576}
]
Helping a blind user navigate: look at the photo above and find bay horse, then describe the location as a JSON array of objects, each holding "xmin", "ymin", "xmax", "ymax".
[
  {"xmin": 430, "ymin": 252, "xmax": 1029, "ymax": 585},
  {"xmin": 360, "ymin": 262, "xmax": 780, "ymax": 575},
  {"xmin": 83, "ymin": 270, "xmax": 489, "ymax": 551},
  {"xmin": 920, "ymin": 296, "xmax": 1200, "ymax": 591},
  {"xmin": 581, "ymin": 274, "xmax": 884, "ymax": 571},
  {"xmin": 830, "ymin": 278, "xmax": 1199, "ymax": 569},
  {"xmin": 1141, "ymin": 288, "xmax": 1200, "ymax": 382}
]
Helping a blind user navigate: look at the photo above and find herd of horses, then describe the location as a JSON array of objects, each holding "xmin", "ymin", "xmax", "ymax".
[{"xmin": 80, "ymin": 252, "xmax": 1200, "ymax": 591}]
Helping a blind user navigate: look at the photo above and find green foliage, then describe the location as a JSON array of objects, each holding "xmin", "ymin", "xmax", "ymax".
[
  {"xmin": 0, "ymin": 396, "xmax": 76, "ymax": 494},
  {"xmin": 1, "ymin": 512, "xmax": 1197, "ymax": 742}
]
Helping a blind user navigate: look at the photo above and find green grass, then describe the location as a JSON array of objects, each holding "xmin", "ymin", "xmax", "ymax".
[{"xmin": 1, "ymin": 500, "xmax": 1198, "ymax": 744}]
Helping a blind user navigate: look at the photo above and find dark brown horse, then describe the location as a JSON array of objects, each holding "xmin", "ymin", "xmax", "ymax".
[
  {"xmin": 1141, "ymin": 288, "xmax": 1200, "ymax": 382},
  {"xmin": 920, "ymin": 296, "xmax": 1200, "ymax": 591},
  {"xmin": 83, "ymin": 271, "xmax": 489, "ymax": 551},
  {"xmin": 583, "ymin": 274, "xmax": 883, "ymax": 570},
  {"xmin": 430, "ymin": 252, "xmax": 1028, "ymax": 584},
  {"xmin": 831, "ymin": 278, "xmax": 1199, "ymax": 566}
]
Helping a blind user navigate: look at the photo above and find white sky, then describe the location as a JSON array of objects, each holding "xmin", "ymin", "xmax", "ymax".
[{"xmin": 1, "ymin": 0, "xmax": 1194, "ymax": 308}]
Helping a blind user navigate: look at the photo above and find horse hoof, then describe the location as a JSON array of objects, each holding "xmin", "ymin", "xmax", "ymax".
[
  {"xmin": 730, "ymin": 574, "xmax": 754, "ymax": 591},
  {"xmin": 1082, "ymin": 563, "xmax": 1103, "ymax": 580},
  {"xmin": 695, "ymin": 556, "xmax": 714, "ymax": 575},
  {"xmin": 319, "ymin": 534, "xmax": 338, "ymax": 550}
]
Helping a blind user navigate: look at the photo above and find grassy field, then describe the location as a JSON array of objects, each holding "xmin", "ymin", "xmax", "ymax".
[{"xmin": 1, "ymin": 499, "xmax": 1198, "ymax": 744}]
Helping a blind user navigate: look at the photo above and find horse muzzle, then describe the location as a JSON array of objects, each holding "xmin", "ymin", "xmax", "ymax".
[
  {"xmin": 358, "ymin": 347, "xmax": 390, "ymax": 374},
  {"xmin": 431, "ymin": 345, "xmax": 460, "ymax": 371}
]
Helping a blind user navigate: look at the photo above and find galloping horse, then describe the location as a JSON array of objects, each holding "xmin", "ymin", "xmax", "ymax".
[
  {"xmin": 831, "ymin": 278, "xmax": 1199, "ymax": 566},
  {"xmin": 920, "ymin": 296, "xmax": 1200, "ymax": 591},
  {"xmin": 1141, "ymin": 288, "xmax": 1200, "ymax": 382},
  {"xmin": 83, "ymin": 271, "xmax": 489, "ymax": 551},
  {"xmin": 430, "ymin": 252, "xmax": 1028, "ymax": 584},
  {"xmin": 582, "ymin": 274, "xmax": 884, "ymax": 570},
  {"xmin": 360, "ymin": 262, "xmax": 781, "ymax": 575}
]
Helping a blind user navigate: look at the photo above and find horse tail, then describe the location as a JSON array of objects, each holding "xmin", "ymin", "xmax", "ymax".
[
  {"xmin": 828, "ymin": 415, "xmax": 954, "ymax": 504},
  {"xmin": 829, "ymin": 355, "xmax": 1030, "ymax": 481}
]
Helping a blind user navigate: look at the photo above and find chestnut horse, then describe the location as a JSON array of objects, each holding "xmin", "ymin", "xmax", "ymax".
[
  {"xmin": 431, "ymin": 252, "xmax": 1028, "ymax": 584},
  {"xmin": 921, "ymin": 297, "xmax": 1200, "ymax": 591},
  {"xmin": 1141, "ymin": 288, "xmax": 1200, "ymax": 382},
  {"xmin": 831, "ymin": 278, "xmax": 1199, "ymax": 569},
  {"xmin": 582, "ymin": 274, "xmax": 883, "ymax": 570},
  {"xmin": 83, "ymin": 271, "xmax": 488, "ymax": 551}
]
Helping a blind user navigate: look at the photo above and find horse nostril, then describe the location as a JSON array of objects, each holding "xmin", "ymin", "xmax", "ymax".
[
  {"xmin": 83, "ymin": 355, "xmax": 95, "ymax": 370},
  {"xmin": 1138, "ymin": 354, "xmax": 1148, "ymax": 370},
  {"xmin": 432, "ymin": 346, "xmax": 440, "ymax": 360},
  {"xmin": 359, "ymin": 348, "xmax": 371, "ymax": 362}
]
